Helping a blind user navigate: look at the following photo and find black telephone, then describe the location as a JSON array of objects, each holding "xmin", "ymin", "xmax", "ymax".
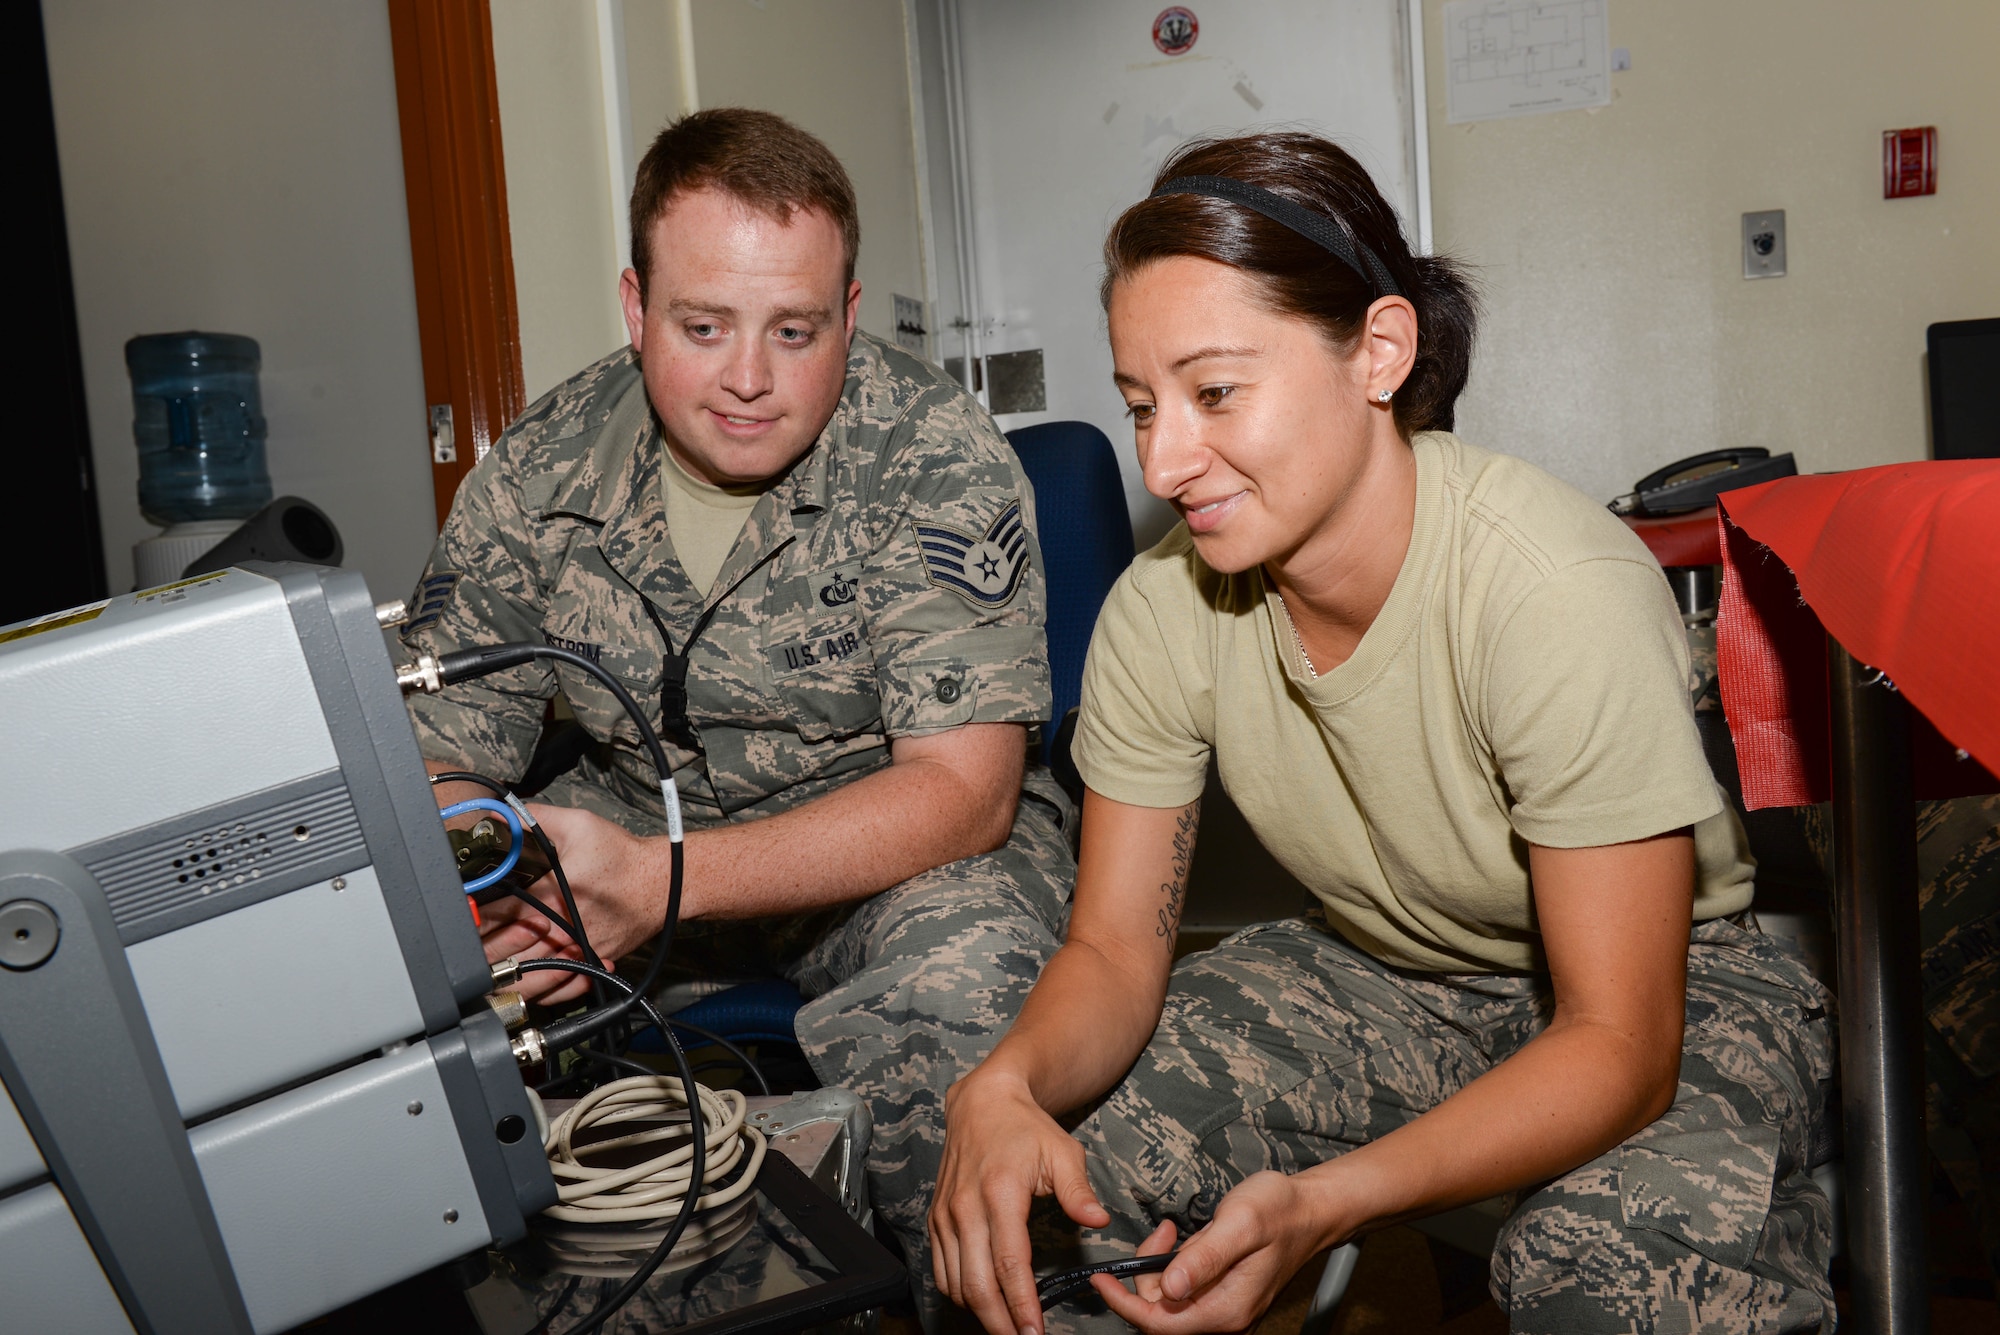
[{"xmin": 1608, "ymin": 447, "xmax": 1798, "ymax": 517}]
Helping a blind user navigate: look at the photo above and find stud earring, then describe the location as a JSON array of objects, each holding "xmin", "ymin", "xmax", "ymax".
[{"xmin": 1376, "ymin": 390, "xmax": 1393, "ymax": 403}]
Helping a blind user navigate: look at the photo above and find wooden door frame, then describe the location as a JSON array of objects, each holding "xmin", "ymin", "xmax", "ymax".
[{"xmin": 388, "ymin": 0, "xmax": 525, "ymax": 530}]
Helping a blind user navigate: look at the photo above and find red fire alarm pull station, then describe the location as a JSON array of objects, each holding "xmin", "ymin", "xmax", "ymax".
[{"xmin": 1883, "ymin": 127, "xmax": 1937, "ymax": 198}]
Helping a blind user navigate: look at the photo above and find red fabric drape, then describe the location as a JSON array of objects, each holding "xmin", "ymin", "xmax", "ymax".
[{"xmin": 1715, "ymin": 461, "xmax": 2000, "ymax": 808}]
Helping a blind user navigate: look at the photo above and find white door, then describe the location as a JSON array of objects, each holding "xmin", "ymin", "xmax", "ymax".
[{"xmin": 934, "ymin": 0, "xmax": 1426, "ymax": 542}]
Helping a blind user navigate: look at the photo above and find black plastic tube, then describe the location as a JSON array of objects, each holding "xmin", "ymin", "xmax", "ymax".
[{"xmin": 1036, "ymin": 1250, "xmax": 1182, "ymax": 1308}]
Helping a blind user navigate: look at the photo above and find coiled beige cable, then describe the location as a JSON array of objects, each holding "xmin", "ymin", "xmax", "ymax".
[{"xmin": 543, "ymin": 1075, "xmax": 767, "ymax": 1225}]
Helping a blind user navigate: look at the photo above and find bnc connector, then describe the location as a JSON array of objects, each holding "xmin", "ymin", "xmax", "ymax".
[
  {"xmin": 394, "ymin": 653, "xmax": 443, "ymax": 694},
  {"xmin": 374, "ymin": 598, "xmax": 410, "ymax": 628},
  {"xmin": 510, "ymin": 1027, "xmax": 547, "ymax": 1067},
  {"xmin": 490, "ymin": 956, "xmax": 523, "ymax": 989}
]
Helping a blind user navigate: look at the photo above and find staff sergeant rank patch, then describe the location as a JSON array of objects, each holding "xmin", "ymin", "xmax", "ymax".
[
  {"xmin": 406, "ymin": 570, "xmax": 461, "ymax": 632},
  {"xmin": 914, "ymin": 501, "xmax": 1030, "ymax": 609}
]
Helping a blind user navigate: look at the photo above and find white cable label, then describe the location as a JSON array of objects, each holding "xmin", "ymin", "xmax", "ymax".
[
  {"xmin": 662, "ymin": 777, "xmax": 684, "ymax": 842},
  {"xmin": 503, "ymin": 791, "xmax": 538, "ymax": 828}
]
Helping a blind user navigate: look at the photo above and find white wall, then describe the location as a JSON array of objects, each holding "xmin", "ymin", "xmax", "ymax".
[
  {"xmin": 1422, "ymin": 0, "xmax": 2000, "ymax": 502},
  {"xmin": 44, "ymin": 0, "xmax": 438, "ymax": 605},
  {"xmin": 493, "ymin": 0, "xmax": 930, "ymax": 398},
  {"xmin": 491, "ymin": 1, "xmax": 634, "ymax": 401},
  {"xmin": 490, "ymin": 0, "xmax": 704, "ymax": 402},
  {"xmin": 690, "ymin": 0, "xmax": 930, "ymax": 347},
  {"xmin": 947, "ymin": 0, "xmax": 1421, "ymax": 545}
]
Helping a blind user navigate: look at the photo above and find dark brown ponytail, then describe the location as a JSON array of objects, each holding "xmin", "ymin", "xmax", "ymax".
[{"xmin": 1102, "ymin": 133, "xmax": 1477, "ymax": 436}]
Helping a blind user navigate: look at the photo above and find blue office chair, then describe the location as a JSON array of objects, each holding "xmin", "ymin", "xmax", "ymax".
[
  {"xmin": 630, "ymin": 976, "xmax": 809, "ymax": 1057},
  {"xmin": 1005, "ymin": 421, "xmax": 1136, "ymax": 767}
]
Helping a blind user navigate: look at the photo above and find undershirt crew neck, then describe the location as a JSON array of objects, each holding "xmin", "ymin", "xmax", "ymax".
[{"xmin": 658, "ymin": 441, "xmax": 774, "ymax": 596}]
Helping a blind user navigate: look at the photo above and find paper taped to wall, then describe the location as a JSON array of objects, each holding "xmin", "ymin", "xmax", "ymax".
[{"xmin": 1443, "ymin": 0, "xmax": 1612, "ymax": 124}]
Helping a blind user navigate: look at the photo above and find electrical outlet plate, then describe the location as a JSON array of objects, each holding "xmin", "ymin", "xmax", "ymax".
[{"xmin": 1742, "ymin": 211, "xmax": 1787, "ymax": 279}]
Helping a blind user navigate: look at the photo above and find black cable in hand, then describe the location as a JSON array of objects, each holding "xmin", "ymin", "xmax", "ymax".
[
  {"xmin": 1036, "ymin": 1250, "xmax": 1182, "ymax": 1308},
  {"xmin": 430, "ymin": 769, "xmax": 601, "ymax": 969},
  {"xmin": 431, "ymin": 767, "xmax": 617, "ymax": 1054}
]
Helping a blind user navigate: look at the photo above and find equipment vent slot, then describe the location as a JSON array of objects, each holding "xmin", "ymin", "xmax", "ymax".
[{"xmin": 72, "ymin": 771, "xmax": 369, "ymax": 944}]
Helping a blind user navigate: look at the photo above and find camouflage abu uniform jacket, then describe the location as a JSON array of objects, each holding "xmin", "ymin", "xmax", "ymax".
[{"xmin": 402, "ymin": 331, "xmax": 1059, "ymax": 834}]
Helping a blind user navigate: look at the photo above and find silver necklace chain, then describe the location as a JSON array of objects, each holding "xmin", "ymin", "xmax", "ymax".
[{"xmin": 1276, "ymin": 595, "xmax": 1319, "ymax": 680}]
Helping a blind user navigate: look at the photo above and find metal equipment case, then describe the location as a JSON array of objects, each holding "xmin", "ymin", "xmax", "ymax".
[{"xmin": 0, "ymin": 565, "xmax": 555, "ymax": 1334}]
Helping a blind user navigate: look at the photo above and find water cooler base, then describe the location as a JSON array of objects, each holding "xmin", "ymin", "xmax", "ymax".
[{"xmin": 133, "ymin": 520, "xmax": 240, "ymax": 589}]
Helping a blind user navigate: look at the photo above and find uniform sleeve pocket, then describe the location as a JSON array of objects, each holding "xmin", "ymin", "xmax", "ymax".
[{"xmin": 884, "ymin": 656, "xmax": 979, "ymax": 733}]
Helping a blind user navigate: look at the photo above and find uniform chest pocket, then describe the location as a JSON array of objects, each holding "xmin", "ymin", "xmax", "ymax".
[
  {"xmin": 539, "ymin": 556, "xmax": 671, "ymax": 743},
  {"xmin": 764, "ymin": 564, "xmax": 881, "ymax": 742}
]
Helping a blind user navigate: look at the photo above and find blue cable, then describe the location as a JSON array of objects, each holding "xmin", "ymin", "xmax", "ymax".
[{"xmin": 440, "ymin": 798, "xmax": 524, "ymax": 895}]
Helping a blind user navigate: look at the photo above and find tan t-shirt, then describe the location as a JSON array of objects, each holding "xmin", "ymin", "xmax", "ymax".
[
  {"xmin": 1073, "ymin": 432, "xmax": 1753, "ymax": 974},
  {"xmin": 660, "ymin": 444, "xmax": 771, "ymax": 596}
]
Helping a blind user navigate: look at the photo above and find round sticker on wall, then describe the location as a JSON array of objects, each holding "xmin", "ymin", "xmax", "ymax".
[{"xmin": 1153, "ymin": 7, "xmax": 1198, "ymax": 57}]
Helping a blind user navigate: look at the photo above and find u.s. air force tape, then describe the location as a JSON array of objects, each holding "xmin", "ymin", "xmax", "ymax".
[{"xmin": 913, "ymin": 500, "xmax": 1030, "ymax": 609}]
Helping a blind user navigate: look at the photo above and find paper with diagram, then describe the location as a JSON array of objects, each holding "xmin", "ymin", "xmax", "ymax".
[{"xmin": 1442, "ymin": 0, "xmax": 1612, "ymax": 124}]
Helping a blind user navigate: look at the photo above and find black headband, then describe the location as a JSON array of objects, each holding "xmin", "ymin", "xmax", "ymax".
[{"xmin": 1149, "ymin": 175, "xmax": 1402, "ymax": 299}]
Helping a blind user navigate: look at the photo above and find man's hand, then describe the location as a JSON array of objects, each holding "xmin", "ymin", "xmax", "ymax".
[
  {"xmin": 478, "ymin": 804, "xmax": 664, "ymax": 1004},
  {"xmin": 932, "ymin": 1067, "xmax": 1111, "ymax": 1335},
  {"xmin": 1089, "ymin": 1172, "xmax": 1338, "ymax": 1334},
  {"xmin": 477, "ymin": 897, "xmax": 589, "ymax": 1004},
  {"xmin": 437, "ymin": 721, "xmax": 1028, "ymax": 1006}
]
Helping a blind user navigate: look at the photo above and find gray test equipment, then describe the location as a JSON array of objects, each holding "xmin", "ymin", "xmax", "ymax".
[{"xmin": 0, "ymin": 566, "xmax": 556, "ymax": 1333}]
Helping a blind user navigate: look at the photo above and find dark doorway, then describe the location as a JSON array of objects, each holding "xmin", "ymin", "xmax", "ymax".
[{"xmin": 7, "ymin": 0, "xmax": 109, "ymax": 626}]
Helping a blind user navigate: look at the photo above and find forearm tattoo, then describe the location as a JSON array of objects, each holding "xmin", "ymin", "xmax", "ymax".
[{"xmin": 1155, "ymin": 799, "xmax": 1201, "ymax": 939}]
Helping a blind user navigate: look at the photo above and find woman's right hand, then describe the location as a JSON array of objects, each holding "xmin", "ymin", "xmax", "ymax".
[
  {"xmin": 931, "ymin": 1066, "xmax": 1112, "ymax": 1335},
  {"xmin": 931, "ymin": 791, "xmax": 1203, "ymax": 1333}
]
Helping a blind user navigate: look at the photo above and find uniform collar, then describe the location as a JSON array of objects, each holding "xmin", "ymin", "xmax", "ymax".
[
  {"xmin": 539, "ymin": 357, "xmax": 655, "ymax": 525},
  {"xmin": 703, "ymin": 339, "xmax": 871, "ymax": 593}
]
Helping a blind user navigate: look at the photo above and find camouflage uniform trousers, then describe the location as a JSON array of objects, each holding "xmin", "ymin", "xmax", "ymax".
[
  {"xmin": 1693, "ymin": 622, "xmax": 2000, "ymax": 1281},
  {"xmin": 1799, "ymin": 793, "xmax": 2000, "ymax": 1282},
  {"xmin": 1029, "ymin": 912, "xmax": 1836, "ymax": 1334},
  {"xmin": 651, "ymin": 787, "xmax": 1075, "ymax": 1329}
]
